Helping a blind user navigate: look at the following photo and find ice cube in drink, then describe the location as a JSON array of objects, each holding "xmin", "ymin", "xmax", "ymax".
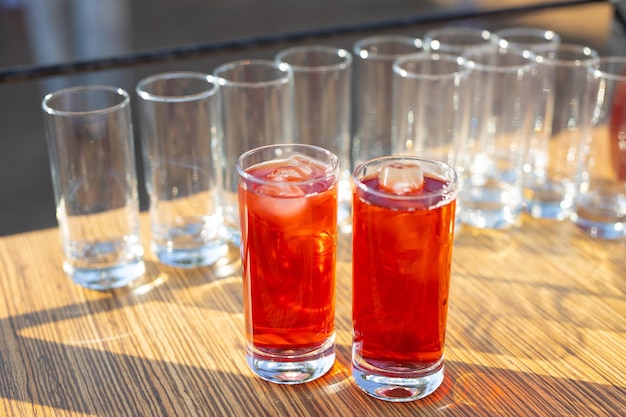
[{"xmin": 377, "ymin": 161, "xmax": 424, "ymax": 194}]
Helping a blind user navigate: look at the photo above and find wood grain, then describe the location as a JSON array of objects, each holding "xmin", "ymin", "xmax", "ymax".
[{"xmin": 0, "ymin": 215, "xmax": 624, "ymax": 416}]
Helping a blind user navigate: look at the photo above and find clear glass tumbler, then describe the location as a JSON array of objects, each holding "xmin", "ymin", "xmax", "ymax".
[
  {"xmin": 214, "ymin": 60, "xmax": 294, "ymax": 243},
  {"xmin": 42, "ymin": 85, "xmax": 144, "ymax": 290},
  {"xmin": 352, "ymin": 35, "xmax": 424, "ymax": 168},
  {"xmin": 237, "ymin": 144, "xmax": 338, "ymax": 384},
  {"xmin": 573, "ymin": 57, "xmax": 626, "ymax": 239},
  {"xmin": 136, "ymin": 71, "xmax": 228, "ymax": 268},
  {"xmin": 352, "ymin": 155, "xmax": 457, "ymax": 402},
  {"xmin": 275, "ymin": 45, "xmax": 353, "ymax": 232},
  {"xmin": 522, "ymin": 44, "xmax": 599, "ymax": 220},
  {"xmin": 457, "ymin": 44, "xmax": 538, "ymax": 229},
  {"xmin": 391, "ymin": 52, "xmax": 471, "ymax": 170}
]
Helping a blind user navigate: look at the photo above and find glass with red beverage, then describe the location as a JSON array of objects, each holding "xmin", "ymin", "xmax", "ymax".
[
  {"xmin": 237, "ymin": 144, "xmax": 338, "ymax": 384},
  {"xmin": 351, "ymin": 155, "xmax": 457, "ymax": 401},
  {"xmin": 572, "ymin": 57, "xmax": 626, "ymax": 239}
]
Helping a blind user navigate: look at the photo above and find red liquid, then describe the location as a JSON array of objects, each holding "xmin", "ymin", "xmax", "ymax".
[
  {"xmin": 610, "ymin": 74, "xmax": 626, "ymax": 181},
  {"xmin": 238, "ymin": 158, "xmax": 337, "ymax": 353},
  {"xmin": 352, "ymin": 173, "xmax": 455, "ymax": 370}
]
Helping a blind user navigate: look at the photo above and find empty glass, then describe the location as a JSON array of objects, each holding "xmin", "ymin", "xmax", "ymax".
[
  {"xmin": 42, "ymin": 85, "xmax": 144, "ymax": 290},
  {"xmin": 391, "ymin": 52, "xmax": 471, "ymax": 169},
  {"xmin": 275, "ymin": 45, "xmax": 353, "ymax": 231},
  {"xmin": 213, "ymin": 60, "xmax": 294, "ymax": 242},
  {"xmin": 352, "ymin": 35, "xmax": 425, "ymax": 168},
  {"xmin": 522, "ymin": 44, "xmax": 599, "ymax": 219},
  {"xmin": 136, "ymin": 72, "xmax": 228, "ymax": 268},
  {"xmin": 457, "ymin": 44, "xmax": 538, "ymax": 229}
]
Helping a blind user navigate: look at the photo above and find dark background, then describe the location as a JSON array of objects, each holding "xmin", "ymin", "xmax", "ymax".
[{"xmin": 1, "ymin": 0, "xmax": 624, "ymax": 236}]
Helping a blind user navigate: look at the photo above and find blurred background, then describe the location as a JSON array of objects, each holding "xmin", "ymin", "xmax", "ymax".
[{"xmin": 1, "ymin": 0, "xmax": 625, "ymax": 236}]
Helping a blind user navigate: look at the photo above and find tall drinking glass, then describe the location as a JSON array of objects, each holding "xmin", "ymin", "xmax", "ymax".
[
  {"xmin": 136, "ymin": 72, "xmax": 227, "ymax": 268},
  {"xmin": 275, "ymin": 45, "xmax": 353, "ymax": 231},
  {"xmin": 352, "ymin": 35, "xmax": 424, "ymax": 168},
  {"xmin": 352, "ymin": 155, "xmax": 457, "ymax": 402},
  {"xmin": 573, "ymin": 57, "xmax": 626, "ymax": 239},
  {"xmin": 391, "ymin": 52, "xmax": 471, "ymax": 169},
  {"xmin": 214, "ymin": 60, "xmax": 294, "ymax": 241},
  {"xmin": 237, "ymin": 144, "xmax": 338, "ymax": 384},
  {"xmin": 522, "ymin": 44, "xmax": 598, "ymax": 219},
  {"xmin": 458, "ymin": 44, "xmax": 537, "ymax": 229},
  {"xmin": 42, "ymin": 85, "xmax": 144, "ymax": 290}
]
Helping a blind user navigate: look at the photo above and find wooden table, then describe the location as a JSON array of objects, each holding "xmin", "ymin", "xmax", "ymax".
[{"xmin": 0, "ymin": 215, "xmax": 624, "ymax": 416}]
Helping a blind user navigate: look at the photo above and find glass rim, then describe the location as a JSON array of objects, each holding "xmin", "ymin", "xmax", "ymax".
[
  {"xmin": 275, "ymin": 45, "xmax": 353, "ymax": 72},
  {"xmin": 495, "ymin": 27, "xmax": 561, "ymax": 45},
  {"xmin": 236, "ymin": 143, "xmax": 339, "ymax": 189},
  {"xmin": 352, "ymin": 155, "xmax": 457, "ymax": 202},
  {"xmin": 393, "ymin": 52, "xmax": 471, "ymax": 80},
  {"xmin": 463, "ymin": 46, "xmax": 536, "ymax": 73},
  {"xmin": 425, "ymin": 26, "xmax": 496, "ymax": 39},
  {"xmin": 353, "ymin": 35, "xmax": 424, "ymax": 60},
  {"xmin": 42, "ymin": 85, "xmax": 130, "ymax": 116},
  {"xmin": 532, "ymin": 43, "xmax": 599, "ymax": 66},
  {"xmin": 587, "ymin": 56, "xmax": 626, "ymax": 81},
  {"xmin": 136, "ymin": 71, "xmax": 219, "ymax": 102},
  {"xmin": 213, "ymin": 59, "xmax": 292, "ymax": 88},
  {"xmin": 424, "ymin": 27, "xmax": 498, "ymax": 52}
]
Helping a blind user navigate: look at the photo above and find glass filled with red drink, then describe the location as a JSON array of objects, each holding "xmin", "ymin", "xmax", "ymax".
[
  {"xmin": 351, "ymin": 155, "xmax": 457, "ymax": 401},
  {"xmin": 237, "ymin": 144, "xmax": 338, "ymax": 384}
]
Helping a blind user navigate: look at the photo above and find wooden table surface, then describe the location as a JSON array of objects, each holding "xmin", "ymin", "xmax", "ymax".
[{"xmin": 0, "ymin": 215, "xmax": 624, "ymax": 416}]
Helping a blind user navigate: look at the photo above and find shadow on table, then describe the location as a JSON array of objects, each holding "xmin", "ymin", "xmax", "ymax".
[{"xmin": 3, "ymin": 295, "xmax": 624, "ymax": 416}]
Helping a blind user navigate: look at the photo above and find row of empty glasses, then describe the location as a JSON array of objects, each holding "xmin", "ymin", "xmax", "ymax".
[
  {"xmin": 362, "ymin": 27, "xmax": 625, "ymax": 236},
  {"xmin": 40, "ymin": 26, "xmax": 626, "ymax": 291}
]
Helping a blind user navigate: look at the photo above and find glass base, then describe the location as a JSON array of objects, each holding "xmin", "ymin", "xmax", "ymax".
[
  {"xmin": 571, "ymin": 214, "xmax": 626, "ymax": 240},
  {"xmin": 459, "ymin": 183, "xmax": 522, "ymax": 229},
  {"xmin": 523, "ymin": 180, "xmax": 574, "ymax": 220},
  {"xmin": 524, "ymin": 199, "xmax": 572, "ymax": 220},
  {"xmin": 459, "ymin": 207, "xmax": 520, "ymax": 229},
  {"xmin": 572, "ymin": 193, "xmax": 626, "ymax": 239},
  {"xmin": 64, "ymin": 259, "xmax": 145, "ymax": 291},
  {"xmin": 246, "ymin": 336, "xmax": 335, "ymax": 385},
  {"xmin": 153, "ymin": 240, "xmax": 228, "ymax": 268},
  {"xmin": 352, "ymin": 359, "xmax": 444, "ymax": 402}
]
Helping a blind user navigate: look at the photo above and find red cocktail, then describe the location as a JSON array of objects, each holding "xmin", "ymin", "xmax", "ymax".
[
  {"xmin": 351, "ymin": 156, "xmax": 457, "ymax": 402},
  {"xmin": 237, "ymin": 144, "xmax": 338, "ymax": 384}
]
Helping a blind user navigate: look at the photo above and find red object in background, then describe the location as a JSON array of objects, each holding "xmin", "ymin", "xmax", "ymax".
[{"xmin": 610, "ymin": 74, "xmax": 626, "ymax": 181}]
